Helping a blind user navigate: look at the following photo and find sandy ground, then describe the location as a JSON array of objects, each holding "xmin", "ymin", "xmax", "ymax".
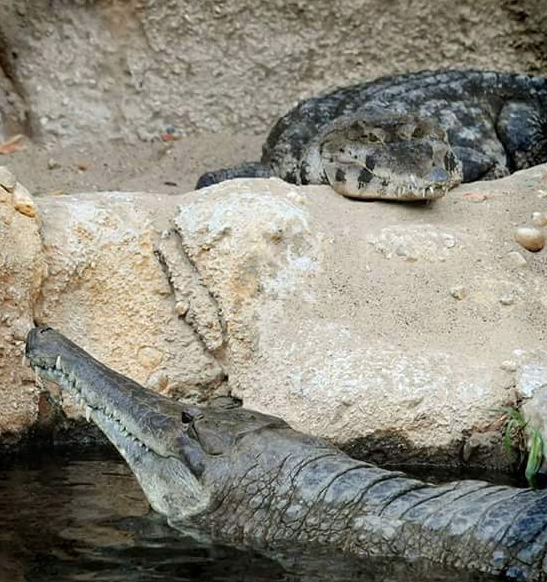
[{"xmin": 4, "ymin": 133, "xmax": 265, "ymax": 197}]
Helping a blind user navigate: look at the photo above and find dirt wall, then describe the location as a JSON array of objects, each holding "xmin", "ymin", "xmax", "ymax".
[{"xmin": 0, "ymin": 0, "xmax": 545, "ymax": 144}]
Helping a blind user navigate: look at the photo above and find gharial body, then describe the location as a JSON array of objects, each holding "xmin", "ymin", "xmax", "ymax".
[
  {"xmin": 26, "ymin": 327, "xmax": 547, "ymax": 582},
  {"xmin": 196, "ymin": 70, "xmax": 547, "ymax": 201}
]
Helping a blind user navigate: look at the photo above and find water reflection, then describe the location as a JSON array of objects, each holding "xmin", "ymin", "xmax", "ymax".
[{"xmin": 0, "ymin": 449, "xmax": 500, "ymax": 582}]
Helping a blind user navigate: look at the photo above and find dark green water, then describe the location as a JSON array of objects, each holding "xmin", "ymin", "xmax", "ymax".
[{"xmin": 0, "ymin": 448, "xmax": 502, "ymax": 582}]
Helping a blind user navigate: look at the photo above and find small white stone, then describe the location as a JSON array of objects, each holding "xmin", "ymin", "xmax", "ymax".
[
  {"xmin": 507, "ymin": 251, "xmax": 527, "ymax": 267},
  {"xmin": 500, "ymin": 360, "xmax": 518, "ymax": 372},
  {"xmin": 0, "ymin": 166, "xmax": 16, "ymax": 192},
  {"xmin": 450, "ymin": 285, "xmax": 467, "ymax": 300},
  {"xmin": 444, "ymin": 236, "xmax": 456, "ymax": 249},
  {"xmin": 531, "ymin": 211, "xmax": 547, "ymax": 227},
  {"xmin": 499, "ymin": 295, "xmax": 515, "ymax": 306},
  {"xmin": 514, "ymin": 227, "xmax": 545, "ymax": 252},
  {"xmin": 47, "ymin": 158, "xmax": 60, "ymax": 170}
]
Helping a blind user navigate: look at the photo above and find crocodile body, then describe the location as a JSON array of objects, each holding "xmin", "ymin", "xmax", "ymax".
[
  {"xmin": 26, "ymin": 327, "xmax": 547, "ymax": 581},
  {"xmin": 196, "ymin": 70, "xmax": 547, "ymax": 200}
]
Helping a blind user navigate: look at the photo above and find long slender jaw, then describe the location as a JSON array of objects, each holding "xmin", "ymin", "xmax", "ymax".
[{"xmin": 25, "ymin": 327, "xmax": 209, "ymax": 521}]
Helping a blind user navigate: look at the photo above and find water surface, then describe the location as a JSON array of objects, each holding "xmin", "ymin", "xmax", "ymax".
[{"xmin": 0, "ymin": 448, "xmax": 503, "ymax": 582}]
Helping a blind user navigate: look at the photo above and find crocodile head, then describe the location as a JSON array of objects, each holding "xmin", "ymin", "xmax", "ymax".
[
  {"xmin": 25, "ymin": 327, "xmax": 285, "ymax": 524},
  {"xmin": 300, "ymin": 112, "xmax": 463, "ymax": 200}
]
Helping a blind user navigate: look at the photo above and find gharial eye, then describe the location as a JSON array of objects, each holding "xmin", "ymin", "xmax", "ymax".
[{"xmin": 181, "ymin": 411, "xmax": 193, "ymax": 424}]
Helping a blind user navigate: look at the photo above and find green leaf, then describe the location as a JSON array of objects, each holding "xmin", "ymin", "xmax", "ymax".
[
  {"xmin": 525, "ymin": 429, "xmax": 544, "ymax": 489},
  {"xmin": 493, "ymin": 407, "xmax": 527, "ymax": 425}
]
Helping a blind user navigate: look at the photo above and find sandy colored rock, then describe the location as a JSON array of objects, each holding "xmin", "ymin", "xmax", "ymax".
[
  {"xmin": 0, "ymin": 168, "xmax": 45, "ymax": 441},
  {"xmin": 168, "ymin": 167, "xmax": 547, "ymax": 464},
  {"xmin": 0, "ymin": 1, "xmax": 545, "ymax": 145},
  {"xmin": 514, "ymin": 226, "xmax": 545, "ymax": 252},
  {"xmin": 1, "ymin": 142, "xmax": 547, "ymax": 467},
  {"xmin": 34, "ymin": 191, "xmax": 226, "ymax": 412}
]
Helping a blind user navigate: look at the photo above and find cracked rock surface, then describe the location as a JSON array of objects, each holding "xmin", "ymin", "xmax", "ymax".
[{"xmin": 34, "ymin": 191, "xmax": 226, "ymax": 410}]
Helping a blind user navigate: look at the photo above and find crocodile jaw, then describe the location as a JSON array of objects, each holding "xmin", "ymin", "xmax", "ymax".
[{"xmin": 26, "ymin": 328, "xmax": 209, "ymax": 522}]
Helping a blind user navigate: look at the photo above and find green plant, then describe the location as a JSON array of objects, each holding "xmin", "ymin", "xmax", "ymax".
[{"xmin": 497, "ymin": 406, "xmax": 544, "ymax": 489}]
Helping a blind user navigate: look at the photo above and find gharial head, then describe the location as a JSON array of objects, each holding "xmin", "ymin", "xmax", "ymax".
[
  {"xmin": 300, "ymin": 111, "xmax": 463, "ymax": 200},
  {"xmin": 26, "ymin": 327, "xmax": 287, "ymax": 522}
]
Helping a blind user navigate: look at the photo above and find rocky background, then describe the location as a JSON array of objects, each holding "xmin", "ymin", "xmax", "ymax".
[
  {"xmin": 2, "ymin": 160, "xmax": 547, "ymax": 470},
  {"xmin": 0, "ymin": 0, "xmax": 546, "ymax": 471},
  {"xmin": 0, "ymin": 0, "xmax": 546, "ymax": 144}
]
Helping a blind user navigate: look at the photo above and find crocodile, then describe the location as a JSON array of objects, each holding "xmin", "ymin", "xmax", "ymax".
[
  {"xmin": 196, "ymin": 70, "xmax": 547, "ymax": 201},
  {"xmin": 26, "ymin": 326, "xmax": 547, "ymax": 581}
]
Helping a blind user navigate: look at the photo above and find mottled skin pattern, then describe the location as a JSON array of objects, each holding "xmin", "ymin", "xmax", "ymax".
[
  {"xmin": 26, "ymin": 328, "xmax": 547, "ymax": 581},
  {"xmin": 196, "ymin": 70, "xmax": 547, "ymax": 199}
]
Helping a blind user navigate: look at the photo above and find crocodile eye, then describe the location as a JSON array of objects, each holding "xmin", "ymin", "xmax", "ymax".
[
  {"xmin": 39, "ymin": 327, "xmax": 53, "ymax": 334},
  {"xmin": 181, "ymin": 411, "xmax": 193, "ymax": 424},
  {"xmin": 412, "ymin": 123, "xmax": 428, "ymax": 139}
]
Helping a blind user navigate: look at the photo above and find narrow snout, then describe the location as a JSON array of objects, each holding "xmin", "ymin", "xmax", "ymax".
[{"xmin": 25, "ymin": 326, "xmax": 190, "ymax": 459}]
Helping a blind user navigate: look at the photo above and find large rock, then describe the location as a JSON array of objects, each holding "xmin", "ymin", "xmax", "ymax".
[
  {"xmin": 2, "ymin": 162, "xmax": 547, "ymax": 468},
  {"xmin": 0, "ymin": 0, "xmax": 545, "ymax": 144},
  {"xmin": 0, "ymin": 179, "xmax": 228, "ymax": 446},
  {"xmin": 162, "ymin": 168, "xmax": 547, "ymax": 466},
  {"xmin": 0, "ymin": 167, "xmax": 44, "ymax": 443},
  {"xmin": 35, "ymin": 191, "xmax": 226, "ymax": 406}
]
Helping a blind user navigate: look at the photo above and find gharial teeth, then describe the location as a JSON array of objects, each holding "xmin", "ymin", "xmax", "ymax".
[
  {"xmin": 85, "ymin": 405, "xmax": 92, "ymax": 422},
  {"xmin": 55, "ymin": 355, "xmax": 62, "ymax": 370}
]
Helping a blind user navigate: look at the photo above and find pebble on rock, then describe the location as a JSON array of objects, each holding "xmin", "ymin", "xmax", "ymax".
[
  {"xmin": 507, "ymin": 251, "xmax": 527, "ymax": 267},
  {"xmin": 13, "ymin": 182, "xmax": 37, "ymax": 218},
  {"xmin": 532, "ymin": 212, "xmax": 547, "ymax": 227},
  {"xmin": 450, "ymin": 285, "xmax": 467, "ymax": 300},
  {"xmin": 499, "ymin": 295, "xmax": 515, "ymax": 306},
  {"xmin": 500, "ymin": 360, "xmax": 518, "ymax": 372},
  {"xmin": 514, "ymin": 227, "xmax": 545, "ymax": 252}
]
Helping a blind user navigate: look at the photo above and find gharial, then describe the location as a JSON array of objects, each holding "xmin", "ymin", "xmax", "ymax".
[
  {"xmin": 26, "ymin": 326, "xmax": 547, "ymax": 582},
  {"xmin": 196, "ymin": 70, "xmax": 547, "ymax": 201}
]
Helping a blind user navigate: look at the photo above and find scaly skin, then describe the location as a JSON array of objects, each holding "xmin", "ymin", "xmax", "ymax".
[
  {"xmin": 26, "ymin": 327, "xmax": 547, "ymax": 581},
  {"xmin": 196, "ymin": 70, "xmax": 547, "ymax": 200}
]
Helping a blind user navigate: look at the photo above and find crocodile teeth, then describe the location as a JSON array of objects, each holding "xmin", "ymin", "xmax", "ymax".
[
  {"xmin": 85, "ymin": 405, "xmax": 92, "ymax": 422},
  {"xmin": 55, "ymin": 355, "xmax": 62, "ymax": 370},
  {"xmin": 21, "ymin": 353, "xmax": 27, "ymax": 366}
]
